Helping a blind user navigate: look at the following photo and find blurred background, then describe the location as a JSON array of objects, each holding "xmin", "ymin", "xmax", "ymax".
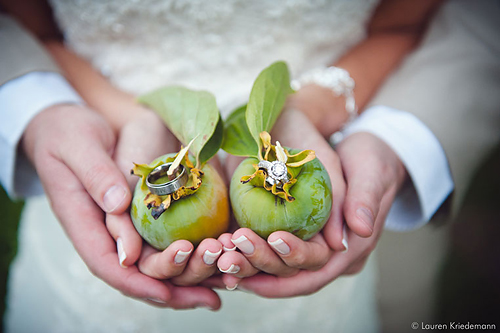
[{"xmin": 1, "ymin": 146, "xmax": 499, "ymax": 332}]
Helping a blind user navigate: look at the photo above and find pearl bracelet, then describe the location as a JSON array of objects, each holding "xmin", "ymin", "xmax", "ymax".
[{"xmin": 291, "ymin": 66, "xmax": 358, "ymax": 144}]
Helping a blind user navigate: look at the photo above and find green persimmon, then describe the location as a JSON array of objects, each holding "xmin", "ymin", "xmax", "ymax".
[
  {"xmin": 131, "ymin": 153, "xmax": 229, "ymax": 251},
  {"xmin": 230, "ymin": 150, "xmax": 333, "ymax": 240}
]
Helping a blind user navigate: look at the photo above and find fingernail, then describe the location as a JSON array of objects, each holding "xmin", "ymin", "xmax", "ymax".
[
  {"xmin": 146, "ymin": 298, "xmax": 167, "ymax": 304},
  {"xmin": 117, "ymin": 237, "xmax": 128, "ymax": 268},
  {"xmin": 223, "ymin": 245, "xmax": 236, "ymax": 252},
  {"xmin": 342, "ymin": 224, "xmax": 349, "ymax": 253},
  {"xmin": 219, "ymin": 264, "xmax": 240, "ymax": 274},
  {"xmin": 356, "ymin": 207, "xmax": 374, "ymax": 232},
  {"xmin": 203, "ymin": 249, "xmax": 222, "ymax": 265},
  {"xmin": 103, "ymin": 185, "xmax": 127, "ymax": 213},
  {"xmin": 225, "ymin": 283, "xmax": 238, "ymax": 291},
  {"xmin": 268, "ymin": 238, "xmax": 290, "ymax": 255},
  {"xmin": 231, "ymin": 235, "xmax": 255, "ymax": 255},
  {"xmin": 174, "ymin": 249, "xmax": 192, "ymax": 264}
]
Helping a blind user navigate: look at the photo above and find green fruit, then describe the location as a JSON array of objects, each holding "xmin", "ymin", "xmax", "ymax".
[
  {"xmin": 230, "ymin": 151, "xmax": 332, "ymax": 240},
  {"xmin": 131, "ymin": 154, "xmax": 229, "ymax": 250}
]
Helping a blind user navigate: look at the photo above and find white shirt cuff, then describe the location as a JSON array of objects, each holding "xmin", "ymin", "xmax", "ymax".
[
  {"xmin": 336, "ymin": 105, "xmax": 454, "ymax": 231},
  {"xmin": 0, "ymin": 72, "xmax": 83, "ymax": 198}
]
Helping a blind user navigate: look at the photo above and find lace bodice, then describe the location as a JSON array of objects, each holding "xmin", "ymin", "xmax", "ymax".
[{"xmin": 50, "ymin": 0, "xmax": 378, "ymax": 114}]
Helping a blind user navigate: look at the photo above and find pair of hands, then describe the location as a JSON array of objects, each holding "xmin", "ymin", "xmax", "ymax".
[
  {"xmin": 207, "ymin": 108, "xmax": 407, "ymax": 296},
  {"xmin": 22, "ymin": 101, "xmax": 406, "ymax": 310}
]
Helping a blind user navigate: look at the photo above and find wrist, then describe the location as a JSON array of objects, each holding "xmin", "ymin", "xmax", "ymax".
[
  {"xmin": 287, "ymin": 84, "xmax": 349, "ymax": 137},
  {"xmin": 289, "ymin": 66, "xmax": 358, "ymax": 138}
]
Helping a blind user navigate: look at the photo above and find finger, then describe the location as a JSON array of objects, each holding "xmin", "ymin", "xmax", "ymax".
[
  {"xmin": 164, "ymin": 283, "xmax": 222, "ymax": 311},
  {"xmin": 343, "ymin": 175, "xmax": 383, "ymax": 238},
  {"xmin": 236, "ymin": 270, "xmax": 325, "ymax": 298},
  {"xmin": 218, "ymin": 233, "xmax": 237, "ymax": 252},
  {"xmin": 337, "ymin": 136, "xmax": 388, "ymax": 238},
  {"xmin": 231, "ymin": 228, "xmax": 298, "ymax": 276},
  {"xmin": 59, "ymin": 126, "xmax": 131, "ymax": 214},
  {"xmin": 171, "ymin": 238, "xmax": 223, "ymax": 286},
  {"xmin": 221, "ymin": 274, "xmax": 242, "ymax": 291},
  {"xmin": 113, "ymin": 110, "xmax": 179, "ymax": 189},
  {"xmin": 105, "ymin": 213, "xmax": 143, "ymax": 267},
  {"xmin": 343, "ymin": 256, "xmax": 369, "ymax": 275},
  {"xmin": 273, "ymin": 108, "xmax": 348, "ymax": 251},
  {"xmin": 217, "ymin": 251, "xmax": 259, "ymax": 278},
  {"xmin": 38, "ymin": 157, "xmax": 174, "ymax": 302},
  {"xmin": 267, "ymin": 231, "xmax": 331, "ymax": 270},
  {"xmin": 321, "ymin": 160, "xmax": 347, "ymax": 252},
  {"xmin": 236, "ymin": 248, "xmax": 352, "ymax": 298},
  {"xmin": 138, "ymin": 240, "xmax": 194, "ymax": 279}
]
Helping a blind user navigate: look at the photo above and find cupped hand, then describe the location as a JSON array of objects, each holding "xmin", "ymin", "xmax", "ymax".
[
  {"xmin": 210, "ymin": 130, "xmax": 407, "ymax": 297},
  {"xmin": 109, "ymin": 108, "xmax": 225, "ymax": 288},
  {"xmin": 216, "ymin": 108, "xmax": 347, "ymax": 289},
  {"xmin": 23, "ymin": 104, "xmax": 221, "ymax": 309}
]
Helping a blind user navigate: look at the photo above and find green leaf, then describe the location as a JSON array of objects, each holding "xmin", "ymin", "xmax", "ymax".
[
  {"xmin": 221, "ymin": 105, "xmax": 259, "ymax": 157},
  {"xmin": 138, "ymin": 86, "xmax": 222, "ymax": 166},
  {"xmin": 246, "ymin": 61, "xmax": 293, "ymax": 153},
  {"xmin": 199, "ymin": 114, "xmax": 224, "ymax": 163}
]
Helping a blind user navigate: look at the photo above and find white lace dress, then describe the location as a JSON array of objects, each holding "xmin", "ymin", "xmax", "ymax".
[{"xmin": 5, "ymin": 1, "xmax": 381, "ymax": 332}]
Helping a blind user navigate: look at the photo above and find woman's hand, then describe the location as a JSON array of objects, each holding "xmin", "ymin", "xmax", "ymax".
[
  {"xmin": 216, "ymin": 108, "xmax": 347, "ymax": 289},
  {"xmin": 22, "ymin": 104, "xmax": 222, "ymax": 309},
  {"xmin": 106, "ymin": 108, "xmax": 225, "ymax": 287},
  {"xmin": 212, "ymin": 110, "xmax": 407, "ymax": 296}
]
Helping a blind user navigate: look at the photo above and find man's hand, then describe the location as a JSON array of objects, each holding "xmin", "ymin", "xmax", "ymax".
[
  {"xmin": 215, "ymin": 108, "xmax": 347, "ymax": 289},
  {"xmin": 211, "ymin": 110, "xmax": 406, "ymax": 296},
  {"xmin": 109, "ymin": 108, "xmax": 225, "ymax": 288},
  {"xmin": 22, "ymin": 104, "xmax": 221, "ymax": 309}
]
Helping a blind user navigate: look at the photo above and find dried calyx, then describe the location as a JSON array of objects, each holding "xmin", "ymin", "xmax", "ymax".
[
  {"xmin": 240, "ymin": 131, "xmax": 316, "ymax": 202},
  {"xmin": 131, "ymin": 146, "xmax": 203, "ymax": 219}
]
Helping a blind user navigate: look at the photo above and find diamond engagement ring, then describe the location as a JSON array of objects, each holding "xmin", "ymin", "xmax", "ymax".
[
  {"xmin": 146, "ymin": 163, "xmax": 188, "ymax": 196},
  {"xmin": 258, "ymin": 160, "xmax": 289, "ymax": 186}
]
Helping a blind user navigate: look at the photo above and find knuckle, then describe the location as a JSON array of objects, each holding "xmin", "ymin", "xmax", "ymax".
[
  {"xmin": 83, "ymin": 164, "xmax": 110, "ymax": 194},
  {"xmin": 254, "ymin": 253, "xmax": 276, "ymax": 269},
  {"xmin": 288, "ymin": 251, "xmax": 307, "ymax": 268}
]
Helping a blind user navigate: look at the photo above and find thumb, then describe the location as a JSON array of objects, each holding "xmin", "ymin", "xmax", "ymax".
[
  {"xmin": 343, "ymin": 174, "xmax": 383, "ymax": 238},
  {"xmin": 337, "ymin": 133, "xmax": 388, "ymax": 238},
  {"xmin": 61, "ymin": 130, "xmax": 131, "ymax": 214}
]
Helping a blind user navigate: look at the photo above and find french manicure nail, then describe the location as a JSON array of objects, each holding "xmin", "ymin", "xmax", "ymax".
[
  {"xmin": 223, "ymin": 245, "xmax": 236, "ymax": 252},
  {"xmin": 103, "ymin": 185, "xmax": 127, "ymax": 213},
  {"xmin": 231, "ymin": 235, "xmax": 255, "ymax": 255},
  {"xmin": 268, "ymin": 238, "xmax": 290, "ymax": 255},
  {"xmin": 225, "ymin": 283, "xmax": 238, "ymax": 291},
  {"xmin": 219, "ymin": 264, "xmax": 240, "ymax": 274},
  {"xmin": 203, "ymin": 249, "xmax": 222, "ymax": 265},
  {"xmin": 117, "ymin": 237, "xmax": 128, "ymax": 268},
  {"xmin": 146, "ymin": 298, "xmax": 167, "ymax": 304},
  {"xmin": 174, "ymin": 249, "xmax": 192, "ymax": 264},
  {"xmin": 356, "ymin": 207, "xmax": 374, "ymax": 232},
  {"xmin": 342, "ymin": 224, "xmax": 349, "ymax": 253}
]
